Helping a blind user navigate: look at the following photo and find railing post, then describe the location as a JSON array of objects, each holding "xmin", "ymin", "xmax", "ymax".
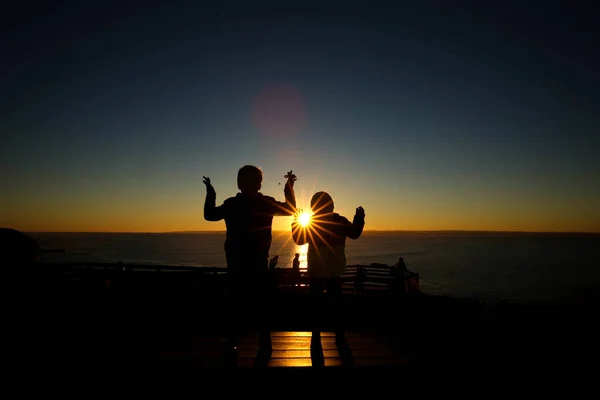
[{"xmin": 355, "ymin": 265, "xmax": 366, "ymax": 294}]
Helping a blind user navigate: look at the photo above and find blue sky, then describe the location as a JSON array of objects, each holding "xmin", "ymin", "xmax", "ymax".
[{"xmin": 2, "ymin": 2, "xmax": 599, "ymax": 232}]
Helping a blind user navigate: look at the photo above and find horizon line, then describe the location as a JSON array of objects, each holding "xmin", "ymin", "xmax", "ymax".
[{"xmin": 22, "ymin": 229, "xmax": 600, "ymax": 234}]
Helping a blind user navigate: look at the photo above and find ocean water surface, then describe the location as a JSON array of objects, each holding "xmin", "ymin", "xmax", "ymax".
[{"xmin": 31, "ymin": 231, "xmax": 600, "ymax": 304}]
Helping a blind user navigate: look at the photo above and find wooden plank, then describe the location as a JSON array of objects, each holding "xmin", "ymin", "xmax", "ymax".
[
  {"xmin": 238, "ymin": 337, "xmax": 315, "ymax": 344},
  {"xmin": 239, "ymin": 332, "xmax": 386, "ymax": 340},
  {"xmin": 237, "ymin": 338, "xmax": 310, "ymax": 349},
  {"xmin": 268, "ymin": 331, "xmax": 379, "ymax": 338},
  {"xmin": 237, "ymin": 339, "xmax": 392, "ymax": 350},
  {"xmin": 148, "ymin": 330, "xmax": 412, "ymax": 368},
  {"xmin": 236, "ymin": 357, "xmax": 312, "ymax": 367},
  {"xmin": 353, "ymin": 357, "xmax": 409, "ymax": 366},
  {"xmin": 158, "ymin": 350, "xmax": 224, "ymax": 359},
  {"xmin": 157, "ymin": 356, "xmax": 227, "ymax": 368},
  {"xmin": 340, "ymin": 348, "xmax": 401, "ymax": 357},
  {"xmin": 267, "ymin": 349, "xmax": 401, "ymax": 360},
  {"xmin": 190, "ymin": 337, "xmax": 227, "ymax": 344},
  {"xmin": 322, "ymin": 341, "xmax": 391, "ymax": 349},
  {"xmin": 270, "ymin": 331, "xmax": 336, "ymax": 337},
  {"xmin": 239, "ymin": 336, "xmax": 384, "ymax": 344},
  {"xmin": 238, "ymin": 349, "xmax": 315, "ymax": 358},
  {"xmin": 237, "ymin": 341, "xmax": 337, "ymax": 350},
  {"xmin": 264, "ymin": 357, "xmax": 343, "ymax": 367},
  {"xmin": 322, "ymin": 358, "xmax": 345, "ymax": 367}
]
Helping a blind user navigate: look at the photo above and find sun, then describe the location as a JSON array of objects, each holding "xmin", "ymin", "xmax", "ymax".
[{"xmin": 298, "ymin": 211, "xmax": 312, "ymax": 228}]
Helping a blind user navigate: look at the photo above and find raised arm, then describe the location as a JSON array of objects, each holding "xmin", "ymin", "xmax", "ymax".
[
  {"xmin": 273, "ymin": 170, "xmax": 297, "ymax": 216},
  {"xmin": 203, "ymin": 176, "xmax": 225, "ymax": 221},
  {"xmin": 346, "ymin": 206, "xmax": 365, "ymax": 239}
]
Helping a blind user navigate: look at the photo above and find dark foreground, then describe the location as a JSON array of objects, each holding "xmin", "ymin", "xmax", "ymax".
[{"xmin": 9, "ymin": 263, "xmax": 598, "ymax": 374}]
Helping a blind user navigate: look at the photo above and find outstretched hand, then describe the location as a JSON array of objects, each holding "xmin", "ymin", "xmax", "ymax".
[
  {"xmin": 355, "ymin": 206, "xmax": 365, "ymax": 219},
  {"xmin": 284, "ymin": 170, "xmax": 297, "ymax": 188},
  {"xmin": 203, "ymin": 176, "xmax": 215, "ymax": 193}
]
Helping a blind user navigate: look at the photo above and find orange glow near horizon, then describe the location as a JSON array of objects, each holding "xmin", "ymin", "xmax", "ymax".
[
  {"xmin": 3, "ymin": 168, "xmax": 599, "ymax": 233},
  {"xmin": 4, "ymin": 207, "xmax": 600, "ymax": 233}
]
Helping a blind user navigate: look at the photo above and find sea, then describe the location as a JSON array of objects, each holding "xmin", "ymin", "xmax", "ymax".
[{"xmin": 31, "ymin": 231, "xmax": 600, "ymax": 305}]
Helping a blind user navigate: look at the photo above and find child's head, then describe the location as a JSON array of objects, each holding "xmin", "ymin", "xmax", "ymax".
[
  {"xmin": 237, "ymin": 165, "xmax": 262, "ymax": 194},
  {"xmin": 310, "ymin": 191, "xmax": 334, "ymax": 215}
]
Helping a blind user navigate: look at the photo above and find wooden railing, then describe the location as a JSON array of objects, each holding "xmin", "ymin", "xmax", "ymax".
[{"xmin": 40, "ymin": 261, "xmax": 419, "ymax": 295}]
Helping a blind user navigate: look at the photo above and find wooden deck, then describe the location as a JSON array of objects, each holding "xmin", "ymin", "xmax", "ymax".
[
  {"xmin": 156, "ymin": 331, "xmax": 410, "ymax": 368},
  {"xmin": 15, "ymin": 261, "xmax": 598, "ymax": 373},
  {"xmin": 16, "ymin": 262, "xmax": 423, "ymax": 371}
]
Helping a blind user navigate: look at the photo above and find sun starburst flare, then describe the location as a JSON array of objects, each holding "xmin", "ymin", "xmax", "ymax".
[{"xmin": 297, "ymin": 211, "xmax": 312, "ymax": 228}]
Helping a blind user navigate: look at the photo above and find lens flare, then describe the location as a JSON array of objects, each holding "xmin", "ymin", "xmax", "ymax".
[{"xmin": 298, "ymin": 211, "xmax": 311, "ymax": 228}]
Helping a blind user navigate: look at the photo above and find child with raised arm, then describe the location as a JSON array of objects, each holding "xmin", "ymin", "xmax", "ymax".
[
  {"xmin": 291, "ymin": 191, "xmax": 365, "ymax": 345},
  {"xmin": 203, "ymin": 166, "xmax": 297, "ymax": 352}
]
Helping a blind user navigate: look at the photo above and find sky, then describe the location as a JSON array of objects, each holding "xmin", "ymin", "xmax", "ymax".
[{"xmin": 2, "ymin": 1, "xmax": 599, "ymax": 233}]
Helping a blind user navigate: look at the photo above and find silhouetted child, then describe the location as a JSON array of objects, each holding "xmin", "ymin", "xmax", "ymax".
[
  {"xmin": 291, "ymin": 191, "xmax": 365, "ymax": 345},
  {"xmin": 203, "ymin": 166, "xmax": 297, "ymax": 351},
  {"xmin": 393, "ymin": 256, "xmax": 419, "ymax": 293},
  {"xmin": 291, "ymin": 253, "xmax": 301, "ymax": 287},
  {"xmin": 269, "ymin": 255, "xmax": 279, "ymax": 269},
  {"xmin": 397, "ymin": 256, "xmax": 406, "ymax": 270}
]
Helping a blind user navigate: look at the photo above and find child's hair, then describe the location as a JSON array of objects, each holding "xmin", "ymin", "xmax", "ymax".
[
  {"xmin": 310, "ymin": 191, "xmax": 334, "ymax": 214},
  {"xmin": 237, "ymin": 165, "xmax": 263, "ymax": 192}
]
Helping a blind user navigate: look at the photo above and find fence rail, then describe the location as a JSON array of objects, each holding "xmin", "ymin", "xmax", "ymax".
[{"xmin": 38, "ymin": 261, "xmax": 420, "ymax": 295}]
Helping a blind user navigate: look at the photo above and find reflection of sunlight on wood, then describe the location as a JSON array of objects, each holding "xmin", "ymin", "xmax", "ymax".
[{"xmin": 234, "ymin": 331, "xmax": 406, "ymax": 367}]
